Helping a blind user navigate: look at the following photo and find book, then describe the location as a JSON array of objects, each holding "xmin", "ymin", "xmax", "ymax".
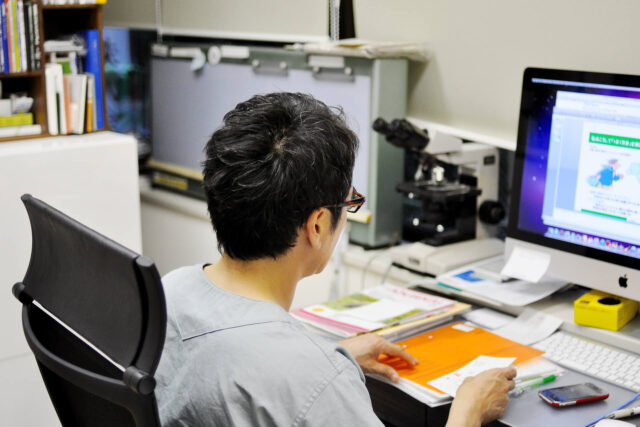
[
  {"xmin": 0, "ymin": 112, "xmax": 32, "ymax": 126},
  {"xmin": 0, "ymin": 3, "xmax": 7, "ymax": 73},
  {"xmin": 81, "ymin": 30, "xmax": 103, "ymax": 129},
  {"xmin": 0, "ymin": 122, "xmax": 40, "ymax": 136},
  {"xmin": 291, "ymin": 284, "xmax": 457, "ymax": 338},
  {"xmin": 377, "ymin": 301, "xmax": 470, "ymax": 342},
  {"xmin": 54, "ymin": 63, "xmax": 66, "ymax": 134},
  {"xmin": 52, "ymin": 52, "xmax": 78, "ymax": 74},
  {"xmin": 44, "ymin": 63, "xmax": 59, "ymax": 134},
  {"xmin": 16, "ymin": 0, "xmax": 25, "ymax": 71},
  {"xmin": 10, "ymin": 0, "xmax": 19, "ymax": 72},
  {"xmin": 65, "ymin": 73, "xmax": 86, "ymax": 134},
  {"xmin": 0, "ymin": 3, "xmax": 4, "ymax": 73},
  {"xmin": 62, "ymin": 74, "xmax": 70, "ymax": 132},
  {"xmin": 85, "ymin": 72, "xmax": 94, "ymax": 132},
  {"xmin": 23, "ymin": 0, "xmax": 31, "ymax": 71},
  {"xmin": 6, "ymin": 0, "xmax": 14, "ymax": 72},
  {"xmin": 29, "ymin": 0, "xmax": 38, "ymax": 69}
]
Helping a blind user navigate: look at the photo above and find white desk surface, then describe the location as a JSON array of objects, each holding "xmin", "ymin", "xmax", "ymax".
[{"xmin": 342, "ymin": 243, "xmax": 640, "ymax": 354}]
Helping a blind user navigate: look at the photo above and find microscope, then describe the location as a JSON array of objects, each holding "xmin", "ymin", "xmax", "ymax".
[{"xmin": 373, "ymin": 118, "xmax": 505, "ymax": 275}]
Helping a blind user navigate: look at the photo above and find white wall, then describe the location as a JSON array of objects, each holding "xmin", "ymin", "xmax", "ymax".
[
  {"xmin": 103, "ymin": 0, "xmax": 156, "ymax": 28},
  {"xmin": 355, "ymin": 0, "xmax": 640, "ymax": 144},
  {"xmin": 105, "ymin": 0, "xmax": 640, "ymax": 144}
]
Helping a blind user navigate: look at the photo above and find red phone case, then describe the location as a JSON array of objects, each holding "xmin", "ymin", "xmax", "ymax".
[{"xmin": 538, "ymin": 390, "xmax": 609, "ymax": 407}]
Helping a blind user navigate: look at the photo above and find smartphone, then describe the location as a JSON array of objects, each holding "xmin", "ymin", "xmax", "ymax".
[{"xmin": 538, "ymin": 383, "xmax": 609, "ymax": 407}]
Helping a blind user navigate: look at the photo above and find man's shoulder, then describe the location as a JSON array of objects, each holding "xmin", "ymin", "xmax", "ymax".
[
  {"xmin": 162, "ymin": 264, "xmax": 203, "ymax": 286},
  {"xmin": 197, "ymin": 317, "xmax": 357, "ymax": 380}
]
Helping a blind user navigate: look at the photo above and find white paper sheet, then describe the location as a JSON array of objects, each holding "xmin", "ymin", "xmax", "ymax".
[
  {"xmin": 345, "ymin": 300, "xmax": 414, "ymax": 322},
  {"xmin": 437, "ymin": 257, "xmax": 568, "ymax": 306},
  {"xmin": 493, "ymin": 308, "xmax": 563, "ymax": 345},
  {"xmin": 501, "ymin": 246, "xmax": 551, "ymax": 283},
  {"xmin": 428, "ymin": 355, "xmax": 516, "ymax": 397},
  {"xmin": 515, "ymin": 358, "xmax": 564, "ymax": 381},
  {"xmin": 463, "ymin": 308, "xmax": 514, "ymax": 330}
]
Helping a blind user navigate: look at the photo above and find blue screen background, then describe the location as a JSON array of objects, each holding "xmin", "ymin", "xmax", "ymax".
[{"xmin": 517, "ymin": 84, "xmax": 640, "ymax": 235}]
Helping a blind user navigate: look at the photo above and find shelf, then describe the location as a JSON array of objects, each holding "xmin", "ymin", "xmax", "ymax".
[
  {"xmin": 0, "ymin": 132, "xmax": 48, "ymax": 143},
  {"xmin": 0, "ymin": 71, "xmax": 44, "ymax": 78},
  {"xmin": 42, "ymin": 4, "xmax": 99, "ymax": 10},
  {"xmin": 0, "ymin": 129, "xmax": 109, "ymax": 143}
]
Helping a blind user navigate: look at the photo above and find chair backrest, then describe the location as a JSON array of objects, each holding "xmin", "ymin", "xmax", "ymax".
[{"xmin": 12, "ymin": 194, "xmax": 167, "ymax": 427}]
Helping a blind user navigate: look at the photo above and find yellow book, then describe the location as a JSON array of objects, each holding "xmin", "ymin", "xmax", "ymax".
[
  {"xmin": 85, "ymin": 97, "xmax": 92, "ymax": 133},
  {"xmin": 0, "ymin": 112, "xmax": 33, "ymax": 127},
  {"xmin": 11, "ymin": 0, "xmax": 19, "ymax": 72}
]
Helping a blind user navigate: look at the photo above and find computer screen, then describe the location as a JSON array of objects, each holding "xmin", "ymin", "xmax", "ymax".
[{"xmin": 507, "ymin": 68, "xmax": 640, "ymax": 297}]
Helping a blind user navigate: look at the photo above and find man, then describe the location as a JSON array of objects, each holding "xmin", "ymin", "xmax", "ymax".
[{"xmin": 155, "ymin": 92, "xmax": 515, "ymax": 426}]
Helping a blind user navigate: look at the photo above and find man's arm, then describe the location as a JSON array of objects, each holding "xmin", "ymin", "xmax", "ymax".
[
  {"xmin": 446, "ymin": 367, "xmax": 516, "ymax": 427},
  {"xmin": 340, "ymin": 334, "xmax": 516, "ymax": 426},
  {"xmin": 339, "ymin": 334, "xmax": 418, "ymax": 382}
]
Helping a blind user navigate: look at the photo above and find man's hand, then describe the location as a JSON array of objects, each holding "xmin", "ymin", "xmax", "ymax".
[
  {"xmin": 446, "ymin": 367, "xmax": 516, "ymax": 427},
  {"xmin": 339, "ymin": 334, "xmax": 418, "ymax": 383}
]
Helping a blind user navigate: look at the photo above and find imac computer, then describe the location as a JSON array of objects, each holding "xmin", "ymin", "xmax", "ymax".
[{"xmin": 506, "ymin": 68, "xmax": 640, "ymax": 301}]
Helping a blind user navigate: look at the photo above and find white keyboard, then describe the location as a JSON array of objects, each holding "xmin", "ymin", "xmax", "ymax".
[{"xmin": 534, "ymin": 331, "xmax": 640, "ymax": 392}]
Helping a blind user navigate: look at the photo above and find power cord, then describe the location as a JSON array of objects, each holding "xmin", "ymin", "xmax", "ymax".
[
  {"xmin": 360, "ymin": 250, "xmax": 390, "ymax": 290},
  {"xmin": 583, "ymin": 392, "xmax": 640, "ymax": 427}
]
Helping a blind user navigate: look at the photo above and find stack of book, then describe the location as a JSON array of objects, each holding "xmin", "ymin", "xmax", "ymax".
[
  {"xmin": 0, "ymin": 111, "xmax": 40, "ymax": 136},
  {"xmin": 291, "ymin": 284, "xmax": 469, "ymax": 339},
  {"xmin": 44, "ymin": 30, "xmax": 103, "ymax": 135},
  {"xmin": 45, "ymin": 62, "xmax": 95, "ymax": 135},
  {"xmin": 0, "ymin": 0, "xmax": 42, "ymax": 73}
]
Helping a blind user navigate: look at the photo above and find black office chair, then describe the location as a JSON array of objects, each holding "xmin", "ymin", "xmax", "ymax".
[{"xmin": 12, "ymin": 194, "xmax": 166, "ymax": 427}]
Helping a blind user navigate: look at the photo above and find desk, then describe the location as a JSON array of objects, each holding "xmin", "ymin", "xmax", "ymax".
[
  {"xmin": 342, "ymin": 245, "xmax": 640, "ymax": 426},
  {"xmin": 367, "ymin": 371, "xmax": 640, "ymax": 427}
]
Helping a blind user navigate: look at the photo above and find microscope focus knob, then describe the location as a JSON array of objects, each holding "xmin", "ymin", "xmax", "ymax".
[{"xmin": 478, "ymin": 200, "xmax": 506, "ymax": 225}]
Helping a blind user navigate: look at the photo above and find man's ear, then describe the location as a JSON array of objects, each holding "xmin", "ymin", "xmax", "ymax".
[{"xmin": 304, "ymin": 208, "xmax": 328, "ymax": 250}]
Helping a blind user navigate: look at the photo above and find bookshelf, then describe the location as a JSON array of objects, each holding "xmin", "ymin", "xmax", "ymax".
[{"xmin": 0, "ymin": 1, "xmax": 107, "ymax": 143}]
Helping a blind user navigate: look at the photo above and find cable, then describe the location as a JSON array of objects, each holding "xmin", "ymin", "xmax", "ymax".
[
  {"xmin": 155, "ymin": 0, "xmax": 163, "ymax": 43},
  {"xmin": 329, "ymin": 0, "xmax": 340, "ymax": 41},
  {"xmin": 360, "ymin": 250, "xmax": 390, "ymax": 290},
  {"xmin": 380, "ymin": 262, "xmax": 393, "ymax": 285},
  {"xmin": 583, "ymin": 392, "xmax": 640, "ymax": 427}
]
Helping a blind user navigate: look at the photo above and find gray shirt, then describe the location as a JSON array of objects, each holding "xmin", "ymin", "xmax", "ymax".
[{"xmin": 155, "ymin": 264, "xmax": 384, "ymax": 427}]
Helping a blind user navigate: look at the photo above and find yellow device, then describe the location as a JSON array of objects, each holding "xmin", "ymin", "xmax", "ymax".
[{"xmin": 574, "ymin": 290, "xmax": 639, "ymax": 331}]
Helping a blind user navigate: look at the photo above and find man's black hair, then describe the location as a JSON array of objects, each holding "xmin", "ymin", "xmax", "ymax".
[{"xmin": 202, "ymin": 92, "xmax": 359, "ymax": 260}]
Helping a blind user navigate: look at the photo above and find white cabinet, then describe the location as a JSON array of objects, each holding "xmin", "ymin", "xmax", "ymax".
[{"xmin": 0, "ymin": 131, "xmax": 141, "ymax": 426}]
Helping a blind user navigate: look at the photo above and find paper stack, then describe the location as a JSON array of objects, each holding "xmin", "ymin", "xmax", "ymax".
[
  {"xmin": 291, "ymin": 284, "xmax": 465, "ymax": 338},
  {"xmin": 435, "ymin": 256, "xmax": 568, "ymax": 307}
]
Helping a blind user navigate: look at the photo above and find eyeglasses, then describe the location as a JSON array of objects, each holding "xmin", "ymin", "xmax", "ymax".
[{"xmin": 325, "ymin": 188, "xmax": 366, "ymax": 214}]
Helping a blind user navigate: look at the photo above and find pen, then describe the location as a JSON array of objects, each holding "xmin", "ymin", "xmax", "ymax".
[
  {"xmin": 514, "ymin": 369, "xmax": 556, "ymax": 385},
  {"xmin": 510, "ymin": 374, "xmax": 556, "ymax": 397},
  {"xmin": 607, "ymin": 406, "xmax": 640, "ymax": 420}
]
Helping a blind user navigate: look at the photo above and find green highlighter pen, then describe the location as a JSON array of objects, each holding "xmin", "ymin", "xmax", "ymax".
[{"xmin": 510, "ymin": 374, "xmax": 557, "ymax": 397}]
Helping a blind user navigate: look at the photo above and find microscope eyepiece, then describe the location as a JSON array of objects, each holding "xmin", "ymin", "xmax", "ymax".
[{"xmin": 372, "ymin": 117, "xmax": 429, "ymax": 151}]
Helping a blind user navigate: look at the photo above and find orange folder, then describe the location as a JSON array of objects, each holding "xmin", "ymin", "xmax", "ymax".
[{"xmin": 381, "ymin": 322, "xmax": 544, "ymax": 394}]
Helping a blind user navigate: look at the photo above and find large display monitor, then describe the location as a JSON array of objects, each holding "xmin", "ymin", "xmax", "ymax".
[{"xmin": 506, "ymin": 68, "xmax": 640, "ymax": 300}]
